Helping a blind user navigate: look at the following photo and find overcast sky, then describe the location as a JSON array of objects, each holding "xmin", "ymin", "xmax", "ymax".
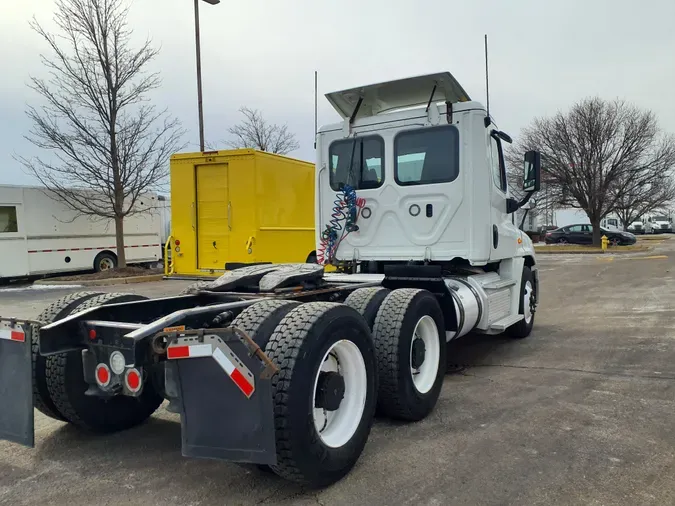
[{"xmin": 1, "ymin": 0, "xmax": 674, "ymax": 187}]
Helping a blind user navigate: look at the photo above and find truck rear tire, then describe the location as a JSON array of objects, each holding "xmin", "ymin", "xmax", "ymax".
[
  {"xmin": 265, "ymin": 302, "xmax": 378, "ymax": 487},
  {"xmin": 372, "ymin": 288, "xmax": 446, "ymax": 421},
  {"xmin": 344, "ymin": 287, "xmax": 391, "ymax": 331},
  {"xmin": 507, "ymin": 266, "xmax": 536, "ymax": 339},
  {"xmin": 179, "ymin": 280, "xmax": 213, "ymax": 294},
  {"xmin": 231, "ymin": 299, "xmax": 301, "ymax": 349},
  {"xmin": 45, "ymin": 293, "xmax": 164, "ymax": 433},
  {"xmin": 31, "ymin": 291, "xmax": 104, "ymax": 421}
]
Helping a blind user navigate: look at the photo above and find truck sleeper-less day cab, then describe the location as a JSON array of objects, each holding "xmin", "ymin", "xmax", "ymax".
[{"xmin": 0, "ymin": 72, "xmax": 541, "ymax": 488}]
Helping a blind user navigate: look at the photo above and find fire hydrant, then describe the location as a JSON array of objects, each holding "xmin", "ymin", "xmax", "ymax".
[{"xmin": 601, "ymin": 235, "xmax": 609, "ymax": 252}]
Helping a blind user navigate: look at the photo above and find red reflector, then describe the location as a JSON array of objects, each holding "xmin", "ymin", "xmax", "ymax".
[
  {"xmin": 10, "ymin": 330, "xmax": 25, "ymax": 342},
  {"xmin": 126, "ymin": 369, "xmax": 141, "ymax": 391},
  {"xmin": 167, "ymin": 346, "xmax": 190, "ymax": 359},
  {"xmin": 96, "ymin": 365, "xmax": 110, "ymax": 385},
  {"xmin": 89, "ymin": 329, "xmax": 97, "ymax": 340},
  {"xmin": 174, "ymin": 239, "xmax": 181, "ymax": 246},
  {"xmin": 231, "ymin": 368, "xmax": 254, "ymax": 397}
]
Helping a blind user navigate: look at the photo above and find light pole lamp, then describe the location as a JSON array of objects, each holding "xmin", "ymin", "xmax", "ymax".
[{"xmin": 194, "ymin": 0, "xmax": 220, "ymax": 152}]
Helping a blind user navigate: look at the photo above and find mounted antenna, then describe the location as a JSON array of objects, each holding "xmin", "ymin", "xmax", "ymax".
[
  {"xmin": 484, "ymin": 34, "xmax": 492, "ymax": 128},
  {"xmin": 314, "ymin": 70, "xmax": 318, "ymax": 149}
]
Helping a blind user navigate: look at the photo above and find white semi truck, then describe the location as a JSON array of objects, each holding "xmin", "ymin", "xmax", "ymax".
[{"xmin": 0, "ymin": 72, "xmax": 541, "ymax": 488}]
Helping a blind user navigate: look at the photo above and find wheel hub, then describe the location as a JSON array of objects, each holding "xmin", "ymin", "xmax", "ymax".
[
  {"xmin": 314, "ymin": 371, "xmax": 345, "ymax": 411},
  {"xmin": 411, "ymin": 337, "xmax": 426, "ymax": 369}
]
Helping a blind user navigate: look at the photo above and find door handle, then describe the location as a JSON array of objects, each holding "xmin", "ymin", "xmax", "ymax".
[
  {"xmin": 191, "ymin": 202, "xmax": 196, "ymax": 231},
  {"xmin": 227, "ymin": 201, "xmax": 232, "ymax": 231},
  {"xmin": 246, "ymin": 236, "xmax": 255, "ymax": 254}
]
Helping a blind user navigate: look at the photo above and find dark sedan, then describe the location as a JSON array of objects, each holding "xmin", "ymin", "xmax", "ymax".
[{"xmin": 544, "ymin": 224, "xmax": 637, "ymax": 246}]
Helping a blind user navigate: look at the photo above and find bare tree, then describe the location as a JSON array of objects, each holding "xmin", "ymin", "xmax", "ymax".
[
  {"xmin": 610, "ymin": 168, "xmax": 675, "ymax": 230},
  {"xmin": 226, "ymin": 107, "xmax": 300, "ymax": 155},
  {"xmin": 511, "ymin": 97, "xmax": 675, "ymax": 245},
  {"xmin": 16, "ymin": 0, "xmax": 185, "ymax": 268}
]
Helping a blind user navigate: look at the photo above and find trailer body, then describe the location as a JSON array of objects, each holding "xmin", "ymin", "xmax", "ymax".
[
  {"xmin": 0, "ymin": 185, "xmax": 166, "ymax": 279},
  {"xmin": 0, "ymin": 71, "xmax": 543, "ymax": 488},
  {"xmin": 168, "ymin": 149, "xmax": 316, "ymax": 277}
]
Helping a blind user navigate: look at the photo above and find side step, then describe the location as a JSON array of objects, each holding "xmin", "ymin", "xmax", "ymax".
[
  {"xmin": 489, "ymin": 314, "xmax": 524, "ymax": 331},
  {"xmin": 483, "ymin": 279, "xmax": 517, "ymax": 290}
]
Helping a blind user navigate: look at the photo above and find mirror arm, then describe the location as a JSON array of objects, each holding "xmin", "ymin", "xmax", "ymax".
[
  {"xmin": 507, "ymin": 191, "xmax": 534, "ymax": 214},
  {"xmin": 519, "ymin": 208, "xmax": 529, "ymax": 230}
]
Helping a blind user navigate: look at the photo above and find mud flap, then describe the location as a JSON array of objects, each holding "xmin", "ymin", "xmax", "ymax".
[
  {"xmin": 163, "ymin": 327, "xmax": 278, "ymax": 465},
  {"xmin": 0, "ymin": 320, "xmax": 34, "ymax": 447}
]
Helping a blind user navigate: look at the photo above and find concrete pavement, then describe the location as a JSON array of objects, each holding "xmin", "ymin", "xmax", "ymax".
[{"xmin": 2, "ymin": 245, "xmax": 675, "ymax": 505}]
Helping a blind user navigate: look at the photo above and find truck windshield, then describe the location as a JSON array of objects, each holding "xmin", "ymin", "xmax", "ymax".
[
  {"xmin": 329, "ymin": 136, "xmax": 384, "ymax": 191},
  {"xmin": 654, "ymin": 216, "xmax": 667, "ymax": 221}
]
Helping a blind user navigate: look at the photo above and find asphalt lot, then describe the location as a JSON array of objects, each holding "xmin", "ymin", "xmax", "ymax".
[{"xmin": 2, "ymin": 241, "xmax": 675, "ymax": 505}]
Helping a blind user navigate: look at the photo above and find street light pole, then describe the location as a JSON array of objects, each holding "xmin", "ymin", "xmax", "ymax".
[{"xmin": 194, "ymin": 0, "xmax": 220, "ymax": 152}]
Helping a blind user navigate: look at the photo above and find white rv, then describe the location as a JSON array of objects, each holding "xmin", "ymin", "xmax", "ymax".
[{"xmin": 0, "ymin": 184, "xmax": 169, "ymax": 280}]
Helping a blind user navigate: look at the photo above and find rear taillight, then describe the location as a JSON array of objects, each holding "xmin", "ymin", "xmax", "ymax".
[
  {"xmin": 125, "ymin": 368, "xmax": 142, "ymax": 393},
  {"xmin": 95, "ymin": 363, "xmax": 111, "ymax": 387}
]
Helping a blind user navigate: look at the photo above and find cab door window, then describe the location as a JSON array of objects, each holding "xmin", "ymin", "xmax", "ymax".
[{"xmin": 490, "ymin": 136, "xmax": 507, "ymax": 192}]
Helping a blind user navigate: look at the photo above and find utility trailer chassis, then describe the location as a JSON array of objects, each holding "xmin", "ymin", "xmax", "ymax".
[{"xmin": 0, "ymin": 264, "xmax": 392, "ymax": 486}]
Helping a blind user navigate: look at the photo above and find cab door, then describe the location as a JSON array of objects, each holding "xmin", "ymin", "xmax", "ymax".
[
  {"xmin": 196, "ymin": 163, "xmax": 230, "ymax": 270},
  {"xmin": 488, "ymin": 133, "xmax": 519, "ymax": 260}
]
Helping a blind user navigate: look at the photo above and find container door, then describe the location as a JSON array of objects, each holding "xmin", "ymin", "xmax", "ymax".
[{"xmin": 196, "ymin": 164, "xmax": 230, "ymax": 270}]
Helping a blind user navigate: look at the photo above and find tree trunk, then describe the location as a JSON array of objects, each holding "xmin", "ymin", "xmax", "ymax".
[
  {"xmin": 115, "ymin": 215, "xmax": 127, "ymax": 268},
  {"xmin": 591, "ymin": 218, "xmax": 602, "ymax": 247}
]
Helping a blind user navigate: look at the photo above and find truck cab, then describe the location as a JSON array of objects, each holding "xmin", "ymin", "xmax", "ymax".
[{"xmin": 315, "ymin": 72, "xmax": 538, "ymax": 269}]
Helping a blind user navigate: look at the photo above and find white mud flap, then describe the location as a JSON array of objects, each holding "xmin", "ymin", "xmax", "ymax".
[
  {"xmin": 162, "ymin": 327, "xmax": 278, "ymax": 465},
  {"xmin": 0, "ymin": 319, "xmax": 35, "ymax": 447}
]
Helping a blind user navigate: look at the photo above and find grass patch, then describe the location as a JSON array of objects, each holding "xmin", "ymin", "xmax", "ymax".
[
  {"xmin": 637, "ymin": 235, "xmax": 672, "ymax": 241},
  {"xmin": 534, "ymin": 244, "xmax": 651, "ymax": 254}
]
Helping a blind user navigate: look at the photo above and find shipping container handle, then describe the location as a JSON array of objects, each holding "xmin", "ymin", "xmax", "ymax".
[
  {"xmin": 191, "ymin": 202, "xmax": 196, "ymax": 231},
  {"xmin": 228, "ymin": 201, "xmax": 232, "ymax": 231},
  {"xmin": 246, "ymin": 236, "xmax": 255, "ymax": 254}
]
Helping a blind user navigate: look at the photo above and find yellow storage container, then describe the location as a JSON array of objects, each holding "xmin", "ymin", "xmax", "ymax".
[{"xmin": 167, "ymin": 149, "xmax": 316, "ymax": 277}]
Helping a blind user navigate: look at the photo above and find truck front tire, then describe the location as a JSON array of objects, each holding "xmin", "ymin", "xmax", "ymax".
[
  {"xmin": 507, "ymin": 266, "xmax": 536, "ymax": 339},
  {"xmin": 45, "ymin": 293, "xmax": 164, "ymax": 433},
  {"xmin": 372, "ymin": 289, "xmax": 446, "ymax": 421},
  {"xmin": 265, "ymin": 302, "xmax": 378, "ymax": 487}
]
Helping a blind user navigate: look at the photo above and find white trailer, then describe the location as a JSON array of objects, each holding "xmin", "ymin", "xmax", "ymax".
[{"xmin": 0, "ymin": 184, "xmax": 166, "ymax": 279}]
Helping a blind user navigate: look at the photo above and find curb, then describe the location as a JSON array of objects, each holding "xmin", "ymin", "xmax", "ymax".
[{"xmin": 34, "ymin": 274, "xmax": 165, "ymax": 287}]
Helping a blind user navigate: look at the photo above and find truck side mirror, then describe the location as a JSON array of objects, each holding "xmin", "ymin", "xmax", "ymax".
[{"xmin": 523, "ymin": 151, "xmax": 541, "ymax": 193}]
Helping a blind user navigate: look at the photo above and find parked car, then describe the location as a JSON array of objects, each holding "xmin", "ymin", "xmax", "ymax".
[{"xmin": 544, "ymin": 224, "xmax": 637, "ymax": 246}]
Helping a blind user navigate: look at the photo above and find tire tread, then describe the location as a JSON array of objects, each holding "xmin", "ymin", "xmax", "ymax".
[
  {"xmin": 31, "ymin": 291, "xmax": 103, "ymax": 420},
  {"xmin": 45, "ymin": 292, "xmax": 163, "ymax": 431}
]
